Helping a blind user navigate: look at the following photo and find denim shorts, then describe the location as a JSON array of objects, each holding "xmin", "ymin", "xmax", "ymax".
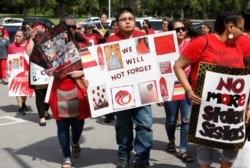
[{"xmin": 197, "ymin": 145, "xmax": 239, "ymax": 165}]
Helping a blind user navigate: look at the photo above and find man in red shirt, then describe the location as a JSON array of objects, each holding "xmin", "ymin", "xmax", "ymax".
[{"xmin": 106, "ymin": 7, "xmax": 152, "ymax": 168}]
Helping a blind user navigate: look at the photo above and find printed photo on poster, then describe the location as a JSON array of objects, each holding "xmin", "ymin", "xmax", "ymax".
[
  {"xmin": 90, "ymin": 84, "xmax": 109, "ymax": 110},
  {"xmin": 97, "ymin": 46, "xmax": 105, "ymax": 70},
  {"xmin": 40, "ymin": 33, "xmax": 80, "ymax": 68},
  {"xmin": 104, "ymin": 44, "xmax": 123, "ymax": 71},
  {"xmin": 80, "ymin": 48, "xmax": 98, "ymax": 69},
  {"xmin": 135, "ymin": 37, "xmax": 150, "ymax": 55},
  {"xmin": 138, "ymin": 80, "xmax": 159, "ymax": 104},
  {"xmin": 159, "ymin": 61, "xmax": 173, "ymax": 75},
  {"xmin": 111, "ymin": 85, "xmax": 135, "ymax": 110},
  {"xmin": 171, "ymin": 81, "xmax": 185, "ymax": 100},
  {"xmin": 154, "ymin": 34, "xmax": 176, "ymax": 55},
  {"xmin": 13, "ymin": 58, "xmax": 19, "ymax": 69},
  {"xmin": 159, "ymin": 77, "xmax": 169, "ymax": 101}
]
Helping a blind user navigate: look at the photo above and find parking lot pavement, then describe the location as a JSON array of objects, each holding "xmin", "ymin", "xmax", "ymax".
[{"xmin": 0, "ymin": 84, "xmax": 221, "ymax": 168}]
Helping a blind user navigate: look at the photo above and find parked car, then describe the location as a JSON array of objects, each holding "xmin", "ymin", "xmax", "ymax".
[
  {"xmin": 0, "ymin": 17, "xmax": 23, "ymax": 24},
  {"xmin": 3, "ymin": 24, "xmax": 21, "ymax": 43},
  {"xmin": 192, "ymin": 20, "xmax": 215, "ymax": 32},
  {"xmin": 89, "ymin": 19, "xmax": 113, "ymax": 26},
  {"xmin": 135, "ymin": 18, "xmax": 162, "ymax": 33},
  {"xmin": 79, "ymin": 17, "xmax": 100, "ymax": 26},
  {"xmin": 22, "ymin": 16, "xmax": 55, "ymax": 28}
]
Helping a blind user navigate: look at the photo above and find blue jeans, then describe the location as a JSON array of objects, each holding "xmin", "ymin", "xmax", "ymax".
[
  {"xmin": 164, "ymin": 99, "xmax": 191, "ymax": 153},
  {"xmin": 56, "ymin": 118, "xmax": 84, "ymax": 158},
  {"xmin": 115, "ymin": 105, "xmax": 153, "ymax": 164},
  {"xmin": 197, "ymin": 145, "xmax": 239, "ymax": 165}
]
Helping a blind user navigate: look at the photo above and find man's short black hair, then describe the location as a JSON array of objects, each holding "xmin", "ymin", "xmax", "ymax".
[
  {"xmin": 115, "ymin": 7, "xmax": 135, "ymax": 21},
  {"xmin": 111, "ymin": 20, "xmax": 116, "ymax": 26},
  {"xmin": 100, "ymin": 12, "xmax": 108, "ymax": 18}
]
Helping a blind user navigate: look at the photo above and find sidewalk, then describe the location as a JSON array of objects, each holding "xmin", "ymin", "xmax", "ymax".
[{"xmin": 0, "ymin": 84, "xmax": 221, "ymax": 168}]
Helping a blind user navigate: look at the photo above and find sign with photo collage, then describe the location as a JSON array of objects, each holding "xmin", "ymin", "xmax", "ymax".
[
  {"xmin": 32, "ymin": 22, "xmax": 82, "ymax": 80},
  {"xmin": 8, "ymin": 53, "xmax": 34, "ymax": 96},
  {"xmin": 83, "ymin": 31, "xmax": 183, "ymax": 118}
]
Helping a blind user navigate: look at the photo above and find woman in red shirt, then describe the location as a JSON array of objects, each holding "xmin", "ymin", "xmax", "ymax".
[
  {"xmin": 8, "ymin": 30, "xmax": 30, "ymax": 115},
  {"xmin": 141, "ymin": 19, "xmax": 155, "ymax": 34},
  {"xmin": 174, "ymin": 11, "xmax": 247, "ymax": 168}
]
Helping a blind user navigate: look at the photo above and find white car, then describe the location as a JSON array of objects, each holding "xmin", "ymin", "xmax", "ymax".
[
  {"xmin": 0, "ymin": 17, "xmax": 23, "ymax": 25},
  {"xmin": 79, "ymin": 17, "xmax": 100, "ymax": 26}
]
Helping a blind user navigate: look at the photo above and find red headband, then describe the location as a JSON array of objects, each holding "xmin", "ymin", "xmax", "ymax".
[{"xmin": 33, "ymin": 25, "xmax": 44, "ymax": 32}]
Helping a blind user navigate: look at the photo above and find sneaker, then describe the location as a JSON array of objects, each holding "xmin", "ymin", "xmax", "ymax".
[
  {"xmin": 116, "ymin": 159, "xmax": 129, "ymax": 168},
  {"xmin": 134, "ymin": 161, "xmax": 150, "ymax": 168},
  {"xmin": 72, "ymin": 143, "xmax": 81, "ymax": 158},
  {"xmin": 2, "ymin": 81, "xmax": 8, "ymax": 85},
  {"xmin": 62, "ymin": 157, "xmax": 72, "ymax": 168}
]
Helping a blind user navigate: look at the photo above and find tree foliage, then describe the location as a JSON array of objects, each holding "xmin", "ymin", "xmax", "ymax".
[{"xmin": 0, "ymin": 0, "xmax": 250, "ymax": 19}]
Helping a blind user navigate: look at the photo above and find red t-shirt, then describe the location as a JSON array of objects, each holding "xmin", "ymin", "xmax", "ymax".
[
  {"xmin": 3, "ymin": 29, "xmax": 9, "ymax": 39},
  {"xmin": 8, "ymin": 40, "xmax": 29, "ymax": 72},
  {"xmin": 82, "ymin": 33, "xmax": 101, "ymax": 45},
  {"xmin": 7, "ymin": 41, "xmax": 28, "ymax": 54},
  {"xmin": 78, "ymin": 41, "xmax": 87, "ymax": 49},
  {"xmin": 236, "ymin": 34, "xmax": 250, "ymax": 57},
  {"xmin": 182, "ymin": 34, "xmax": 244, "ymax": 89},
  {"xmin": 106, "ymin": 30, "xmax": 146, "ymax": 42},
  {"xmin": 148, "ymin": 28, "xmax": 155, "ymax": 34}
]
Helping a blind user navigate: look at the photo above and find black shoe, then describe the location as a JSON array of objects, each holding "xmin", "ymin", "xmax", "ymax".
[
  {"xmin": 116, "ymin": 159, "xmax": 129, "ymax": 168},
  {"xmin": 45, "ymin": 114, "xmax": 51, "ymax": 120},
  {"xmin": 18, "ymin": 107, "xmax": 26, "ymax": 115},
  {"xmin": 22, "ymin": 103, "xmax": 28, "ymax": 111},
  {"xmin": 104, "ymin": 114, "xmax": 115, "ymax": 123},
  {"xmin": 134, "ymin": 161, "xmax": 150, "ymax": 168},
  {"xmin": 39, "ymin": 122, "xmax": 46, "ymax": 126}
]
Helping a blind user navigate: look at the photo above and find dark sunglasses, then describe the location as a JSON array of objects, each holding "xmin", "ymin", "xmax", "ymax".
[
  {"xmin": 174, "ymin": 27, "xmax": 186, "ymax": 33},
  {"xmin": 68, "ymin": 25, "xmax": 77, "ymax": 30}
]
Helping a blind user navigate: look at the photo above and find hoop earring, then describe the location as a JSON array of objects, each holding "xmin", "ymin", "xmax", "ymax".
[{"xmin": 228, "ymin": 33, "xmax": 234, "ymax": 39}]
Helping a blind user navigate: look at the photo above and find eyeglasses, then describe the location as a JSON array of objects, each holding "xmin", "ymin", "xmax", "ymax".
[
  {"xmin": 68, "ymin": 25, "xmax": 77, "ymax": 30},
  {"xmin": 118, "ymin": 17, "xmax": 135, "ymax": 22},
  {"xmin": 174, "ymin": 27, "xmax": 186, "ymax": 33},
  {"xmin": 235, "ymin": 25, "xmax": 244, "ymax": 32}
]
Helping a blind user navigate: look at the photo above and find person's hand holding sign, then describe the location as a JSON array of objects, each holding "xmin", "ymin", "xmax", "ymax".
[
  {"xmin": 246, "ymin": 104, "xmax": 250, "ymax": 123},
  {"xmin": 186, "ymin": 90, "xmax": 201, "ymax": 105}
]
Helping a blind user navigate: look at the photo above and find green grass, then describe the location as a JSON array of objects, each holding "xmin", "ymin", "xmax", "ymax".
[{"xmin": 0, "ymin": 14, "xmax": 85, "ymax": 25}]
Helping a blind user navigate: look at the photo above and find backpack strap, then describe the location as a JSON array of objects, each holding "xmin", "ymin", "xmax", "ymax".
[{"xmin": 187, "ymin": 36, "xmax": 208, "ymax": 90}]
